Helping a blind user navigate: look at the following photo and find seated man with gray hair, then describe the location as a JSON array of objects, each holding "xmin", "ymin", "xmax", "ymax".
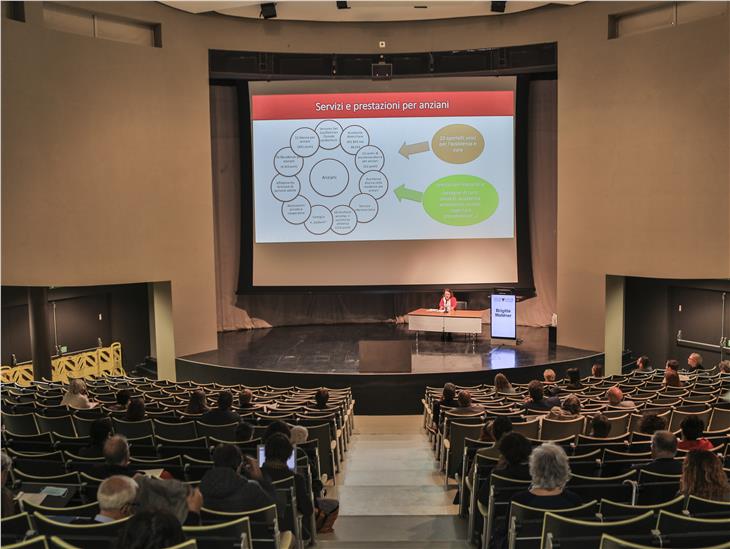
[
  {"xmin": 687, "ymin": 352, "xmax": 704, "ymax": 371},
  {"xmin": 74, "ymin": 475, "xmax": 138, "ymax": 524},
  {"xmin": 512, "ymin": 442, "xmax": 583, "ymax": 509},
  {"xmin": 634, "ymin": 431, "xmax": 682, "ymax": 475},
  {"xmin": 92, "ymin": 435, "xmax": 140, "ymax": 479}
]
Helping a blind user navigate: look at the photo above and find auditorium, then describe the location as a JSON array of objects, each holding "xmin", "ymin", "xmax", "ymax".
[{"xmin": 1, "ymin": 1, "xmax": 729, "ymax": 548}]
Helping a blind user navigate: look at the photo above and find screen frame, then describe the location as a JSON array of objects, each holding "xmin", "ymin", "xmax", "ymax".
[{"xmin": 234, "ymin": 74, "xmax": 541, "ymax": 295}]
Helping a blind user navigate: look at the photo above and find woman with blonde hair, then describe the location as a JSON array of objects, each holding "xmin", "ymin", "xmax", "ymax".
[
  {"xmin": 680, "ymin": 450, "xmax": 730, "ymax": 501},
  {"xmin": 494, "ymin": 373, "xmax": 516, "ymax": 394},
  {"xmin": 61, "ymin": 378, "xmax": 97, "ymax": 409}
]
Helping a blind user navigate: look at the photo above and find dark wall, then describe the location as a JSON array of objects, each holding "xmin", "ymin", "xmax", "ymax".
[
  {"xmin": 625, "ymin": 278, "xmax": 730, "ymax": 368},
  {"xmin": 1, "ymin": 284, "xmax": 150, "ymax": 371}
]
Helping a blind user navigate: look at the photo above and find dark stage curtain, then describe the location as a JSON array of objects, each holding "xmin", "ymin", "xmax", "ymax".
[{"xmin": 210, "ymin": 81, "xmax": 557, "ymax": 330}]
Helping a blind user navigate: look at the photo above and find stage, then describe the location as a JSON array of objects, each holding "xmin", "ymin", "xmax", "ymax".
[{"xmin": 176, "ymin": 324, "xmax": 600, "ymax": 414}]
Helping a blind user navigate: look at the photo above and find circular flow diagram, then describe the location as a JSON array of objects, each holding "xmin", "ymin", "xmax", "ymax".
[{"xmin": 270, "ymin": 120, "xmax": 388, "ymax": 236}]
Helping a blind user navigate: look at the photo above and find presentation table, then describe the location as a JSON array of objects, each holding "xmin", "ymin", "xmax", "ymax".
[{"xmin": 407, "ymin": 308, "xmax": 486, "ymax": 350}]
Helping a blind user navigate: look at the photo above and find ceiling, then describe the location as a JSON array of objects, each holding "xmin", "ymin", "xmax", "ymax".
[{"xmin": 159, "ymin": 1, "xmax": 581, "ymax": 22}]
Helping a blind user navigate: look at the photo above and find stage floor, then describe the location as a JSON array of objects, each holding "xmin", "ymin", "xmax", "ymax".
[{"xmin": 180, "ymin": 323, "xmax": 595, "ymax": 375}]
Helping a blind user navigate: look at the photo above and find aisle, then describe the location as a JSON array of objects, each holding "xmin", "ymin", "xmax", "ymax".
[{"xmin": 317, "ymin": 416, "xmax": 470, "ymax": 549}]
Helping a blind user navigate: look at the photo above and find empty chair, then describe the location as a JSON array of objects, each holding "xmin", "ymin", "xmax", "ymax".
[
  {"xmin": 1, "ymin": 512, "xmax": 34, "ymax": 545},
  {"xmin": 200, "ymin": 504, "xmax": 289, "ymax": 549},
  {"xmin": 3, "ymin": 536, "xmax": 49, "ymax": 549},
  {"xmin": 443, "ymin": 421, "xmax": 484, "ymax": 485},
  {"xmin": 20, "ymin": 500, "xmax": 99, "ymax": 519},
  {"xmin": 111, "ymin": 418, "xmax": 154, "ymax": 439},
  {"xmin": 33, "ymin": 512, "xmax": 129, "ymax": 549},
  {"xmin": 508, "ymin": 499, "xmax": 598, "ymax": 549},
  {"xmin": 655, "ymin": 510, "xmax": 730, "ymax": 547},
  {"xmin": 540, "ymin": 417, "xmax": 585, "ymax": 441},
  {"xmin": 686, "ymin": 495, "xmax": 730, "ymax": 518},
  {"xmin": 13, "ymin": 455, "xmax": 67, "ymax": 478},
  {"xmin": 709, "ymin": 407, "xmax": 730, "ymax": 432},
  {"xmin": 71, "ymin": 416, "xmax": 98, "ymax": 438},
  {"xmin": 35, "ymin": 415, "xmax": 77, "ymax": 437},
  {"xmin": 511, "ymin": 419, "xmax": 540, "ymax": 439},
  {"xmin": 2, "ymin": 413, "xmax": 39, "ymax": 435},
  {"xmin": 541, "ymin": 511, "xmax": 655, "ymax": 549},
  {"xmin": 195, "ymin": 421, "xmax": 238, "ymax": 441},
  {"xmin": 599, "ymin": 495, "xmax": 684, "ymax": 520},
  {"xmin": 636, "ymin": 469, "xmax": 680, "ymax": 505},
  {"xmin": 153, "ymin": 419, "xmax": 198, "ymax": 441}
]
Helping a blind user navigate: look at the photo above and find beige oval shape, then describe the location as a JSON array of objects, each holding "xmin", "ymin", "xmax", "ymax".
[{"xmin": 431, "ymin": 124, "xmax": 485, "ymax": 164}]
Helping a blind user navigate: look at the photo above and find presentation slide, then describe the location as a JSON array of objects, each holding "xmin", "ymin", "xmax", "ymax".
[
  {"xmin": 248, "ymin": 78, "xmax": 519, "ymax": 288},
  {"xmin": 252, "ymin": 91, "xmax": 514, "ymax": 243},
  {"xmin": 491, "ymin": 294, "xmax": 516, "ymax": 339}
]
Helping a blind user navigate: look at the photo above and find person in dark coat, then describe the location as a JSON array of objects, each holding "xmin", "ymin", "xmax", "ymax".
[
  {"xmin": 522, "ymin": 381, "xmax": 560, "ymax": 412},
  {"xmin": 200, "ymin": 391, "xmax": 241, "ymax": 425},
  {"xmin": 634, "ymin": 431, "xmax": 682, "ymax": 475},
  {"xmin": 92, "ymin": 435, "xmax": 140, "ymax": 479},
  {"xmin": 199, "ymin": 443, "xmax": 274, "ymax": 513}
]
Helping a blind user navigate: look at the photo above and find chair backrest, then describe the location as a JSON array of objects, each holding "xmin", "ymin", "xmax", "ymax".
[
  {"xmin": 508, "ymin": 499, "xmax": 598, "ymax": 548},
  {"xmin": 669, "ymin": 408, "xmax": 712, "ymax": 433},
  {"xmin": 598, "ymin": 495, "xmax": 684, "ymax": 520},
  {"xmin": 709, "ymin": 407, "xmax": 730, "ymax": 432},
  {"xmin": 541, "ymin": 511, "xmax": 655, "ymax": 549},
  {"xmin": 111, "ymin": 417, "xmax": 154, "ymax": 439},
  {"xmin": 303, "ymin": 422, "xmax": 336, "ymax": 480},
  {"xmin": 201, "ymin": 504, "xmax": 278, "ymax": 548},
  {"xmin": 541, "ymin": 417, "xmax": 585, "ymax": 441},
  {"xmin": 183, "ymin": 516, "xmax": 252, "ymax": 549},
  {"xmin": 2, "ymin": 412, "xmax": 39, "ymax": 435},
  {"xmin": 195, "ymin": 421, "xmax": 238, "ymax": 441},
  {"xmin": 656, "ymin": 510, "xmax": 730, "ymax": 547},
  {"xmin": 4, "ymin": 535, "xmax": 49, "ymax": 549},
  {"xmin": 446, "ymin": 422, "xmax": 485, "ymax": 478},
  {"xmin": 686, "ymin": 495, "xmax": 730, "ymax": 518},
  {"xmin": 71, "ymin": 416, "xmax": 98, "ymax": 438},
  {"xmin": 511, "ymin": 418, "xmax": 540, "ymax": 439},
  {"xmin": 20, "ymin": 500, "xmax": 99, "ymax": 518},
  {"xmin": 153, "ymin": 419, "xmax": 198, "ymax": 441},
  {"xmin": 35, "ymin": 415, "xmax": 77, "ymax": 437},
  {"xmin": 33, "ymin": 512, "xmax": 130, "ymax": 541},
  {"xmin": 1, "ymin": 512, "xmax": 34, "ymax": 544}
]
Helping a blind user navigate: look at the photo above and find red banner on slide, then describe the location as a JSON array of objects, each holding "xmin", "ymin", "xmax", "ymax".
[{"xmin": 251, "ymin": 91, "xmax": 513, "ymax": 120}]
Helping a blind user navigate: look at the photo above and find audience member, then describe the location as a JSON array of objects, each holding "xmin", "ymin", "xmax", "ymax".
[
  {"xmin": 79, "ymin": 418, "xmax": 113, "ymax": 458},
  {"xmin": 512, "ymin": 443, "xmax": 582, "ymax": 508},
  {"xmin": 263, "ymin": 420, "xmax": 292, "ymax": 442},
  {"xmin": 543, "ymin": 369, "xmax": 556, "ymax": 383},
  {"xmin": 589, "ymin": 414, "xmax": 611, "ymax": 438},
  {"xmin": 431, "ymin": 382, "xmax": 457, "ymax": 428},
  {"xmin": 78, "ymin": 475, "xmax": 137, "ymax": 523},
  {"xmin": 606, "ymin": 386, "xmax": 635, "ymax": 409},
  {"xmin": 125, "ymin": 397, "xmax": 146, "ymax": 422},
  {"xmin": 200, "ymin": 391, "xmax": 241, "ymax": 425},
  {"xmin": 235, "ymin": 421, "xmax": 254, "ymax": 442},
  {"xmin": 719, "ymin": 360, "xmax": 730, "ymax": 374},
  {"xmin": 1, "ymin": 451, "xmax": 15, "ymax": 518},
  {"xmin": 635, "ymin": 356, "xmax": 652, "ymax": 372},
  {"xmin": 665, "ymin": 359, "xmax": 680, "ymax": 374},
  {"xmin": 185, "ymin": 389, "xmax": 209, "ymax": 415},
  {"xmin": 92, "ymin": 435, "xmax": 140, "ymax": 478},
  {"xmin": 450, "ymin": 390, "xmax": 484, "ymax": 415},
  {"xmin": 493, "ymin": 432, "xmax": 532, "ymax": 480},
  {"xmin": 494, "ymin": 373, "xmax": 516, "ymax": 394},
  {"xmin": 476, "ymin": 416, "xmax": 513, "ymax": 460},
  {"xmin": 687, "ymin": 352, "xmax": 704, "ymax": 371},
  {"xmin": 238, "ymin": 388, "xmax": 255, "ymax": 409},
  {"xmin": 134, "ymin": 475, "xmax": 202, "ymax": 525},
  {"xmin": 108, "ymin": 389, "xmax": 132, "ymax": 411},
  {"xmin": 61, "ymin": 378, "xmax": 97, "ymax": 409},
  {"xmin": 261, "ymin": 433, "xmax": 316, "ymax": 533},
  {"xmin": 591, "ymin": 363, "xmax": 604, "ymax": 378},
  {"xmin": 547, "ymin": 394, "xmax": 582, "ymax": 421},
  {"xmin": 664, "ymin": 368, "xmax": 682, "ymax": 388},
  {"xmin": 565, "ymin": 368, "xmax": 583, "ymax": 390},
  {"xmin": 290, "ymin": 425, "xmax": 309, "ymax": 445},
  {"xmin": 638, "ymin": 413, "xmax": 667, "ymax": 435},
  {"xmin": 543, "ymin": 369, "xmax": 561, "ymax": 396},
  {"xmin": 200, "ymin": 443, "xmax": 275, "ymax": 512},
  {"xmin": 678, "ymin": 416, "xmax": 713, "ymax": 451},
  {"xmin": 523, "ymin": 381, "xmax": 560, "ymax": 412},
  {"xmin": 637, "ymin": 431, "xmax": 682, "ymax": 475},
  {"xmin": 680, "ymin": 450, "xmax": 730, "ymax": 502},
  {"xmin": 314, "ymin": 388, "xmax": 330, "ymax": 409},
  {"xmin": 115, "ymin": 509, "xmax": 185, "ymax": 549}
]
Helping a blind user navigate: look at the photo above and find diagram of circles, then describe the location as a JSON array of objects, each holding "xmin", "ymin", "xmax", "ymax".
[
  {"xmin": 355, "ymin": 145, "xmax": 385, "ymax": 173},
  {"xmin": 281, "ymin": 195, "xmax": 311, "ymax": 225},
  {"xmin": 270, "ymin": 175, "xmax": 300, "ymax": 202},
  {"xmin": 358, "ymin": 171, "xmax": 389, "ymax": 200},
  {"xmin": 340, "ymin": 125, "xmax": 369, "ymax": 154},
  {"xmin": 315, "ymin": 120, "xmax": 343, "ymax": 150},
  {"xmin": 331, "ymin": 205, "xmax": 358, "ymax": 235},
  {"xmin": 349, "ymin": 193, "xmax": 378, "ymax": 223},
  {"xmin": 309, "ymin": 158, "xmax": 349, "ymax": 197},
  {"xmin": 274, "ymin": 147, "xmax": 304, "ymax": 176},
  {"xmin": 305, "ymin": 205, "xmax": 333, "ymax": 235},
  {"xmin": 290, "ymin": 127, "xmax": 319, "ymax": 157}
]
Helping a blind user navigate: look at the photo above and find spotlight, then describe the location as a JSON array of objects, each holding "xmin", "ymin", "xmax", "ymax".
[
  {"xmin": 490, "ymin": 1, "xmax": 506, "ymax": 13},
  {"xmin": 336, "ymin": 1, "xmax": 350, "ymax": 8},
  {"xmin": 260, "ymin": 3, "xmax": 277, "ymax": 19}
]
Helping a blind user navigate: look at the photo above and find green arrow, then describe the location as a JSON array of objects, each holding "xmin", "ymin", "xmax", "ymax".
[{"xmin": 394, "ymin": 184, "xmax": 423, "ymax": 203}]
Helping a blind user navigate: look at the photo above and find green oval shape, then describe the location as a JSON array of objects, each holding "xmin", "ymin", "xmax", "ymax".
[{"xmin": 422, "ymin": 174, "xmax": 499, "ymax": 226}]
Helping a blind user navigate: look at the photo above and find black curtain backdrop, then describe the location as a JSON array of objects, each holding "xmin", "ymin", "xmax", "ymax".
[{"xmin": 210, "ymin": 77, "xmax": 556, "ymax": 329}]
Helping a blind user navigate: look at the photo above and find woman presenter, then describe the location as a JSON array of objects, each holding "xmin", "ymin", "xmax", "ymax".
[{"xmin": 439, "ymin": 289, "xmax": 457, "ymax": 313}]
